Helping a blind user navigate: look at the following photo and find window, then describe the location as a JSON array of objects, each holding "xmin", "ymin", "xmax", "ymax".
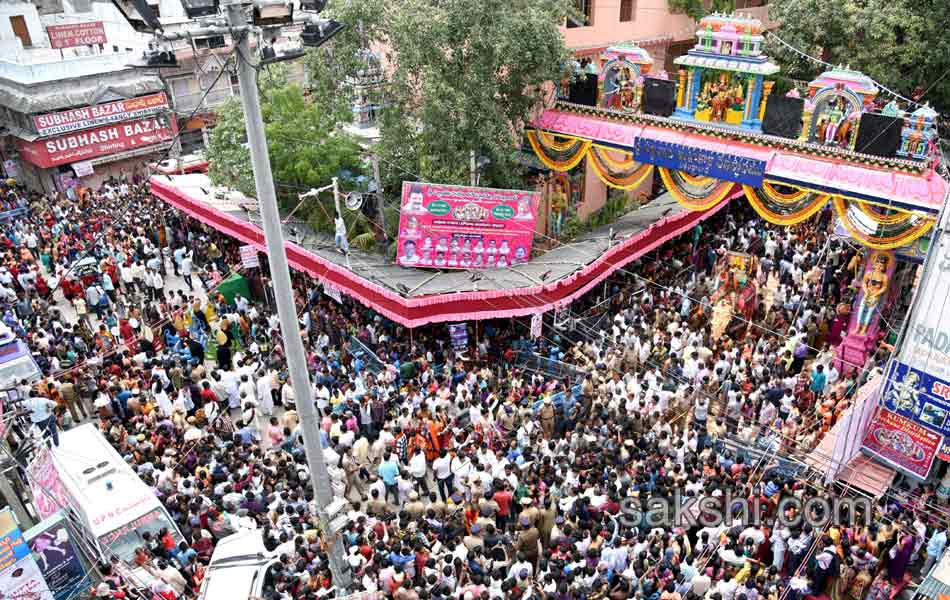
[
  {"xmin": 566, "ymin": 0, "xmax": 592, "ymax": 27},
  {"xmin": 619, "ymin": 0, "xmax": 634, "ymax": 22},
  {"xmin": 9, "ymin": 15, "xmax": 32, "ymax": 47}
]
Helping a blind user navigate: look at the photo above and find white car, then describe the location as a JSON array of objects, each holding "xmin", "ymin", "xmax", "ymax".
[{"xmin": 197, "ymin": 530, "xmax": 279, "ymax": 600}]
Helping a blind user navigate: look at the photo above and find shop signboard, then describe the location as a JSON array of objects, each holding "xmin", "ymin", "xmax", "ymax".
[
  {"xmin": 33, "ymin": 93, "xmax": 169, "ymax": 137},
  {"xmin": 396, "ymin": 182, "xmax": 539, "ymax": 269},
  {"xmin": 633, "ymin": 137, "xmax": 766, "ymax": 187},
  {"xmin": 18, "ymin": 117, "xmax": 176, "ymax": 169},
  {"xmin": 24, "ymin": 513, "xmax": 87, "ymax": 600},
  {"xmin": 861, "ymin": 406, "xmax": 943, "ymax": 480},
  {"xmin": 46, "ymin": 22, "xmax": 107, "ymax": 49}
]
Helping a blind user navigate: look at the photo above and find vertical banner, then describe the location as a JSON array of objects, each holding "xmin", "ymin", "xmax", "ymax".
[
  {"xmin": 24, "ymin": 513, "xmax": 88, "ymax": 600},
  {"xmin": 448, "ymin": 323, "xmax": 468, "ymax": 351},
  {"xmin": 0, "ymin": 509, "xmax": 55, "ymax": 600},
  {"xmin": 530, "ymin": 313, "xmax": 543, "ymax": 339},
  {"xmin": 26, "ymin": 448, "xmax": 73, "ymax": 520}
]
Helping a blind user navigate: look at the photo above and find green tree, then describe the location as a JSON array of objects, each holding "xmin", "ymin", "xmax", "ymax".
[
  {"xmin": 206, "ymin": 65, "xmax": 366, "ymax": 234},
  {"xmin": 767, "ymin": 0, "xmax": 950, "ymax": 113},
  {"xmin": 306, "ymin": 0, "xmax": 573, "ymax": 190},
  {"xmin": 668, "ymin": 0, "xmax": 734, "ymax": 22}
]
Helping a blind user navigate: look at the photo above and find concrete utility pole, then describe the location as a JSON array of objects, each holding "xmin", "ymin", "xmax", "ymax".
[{"xmin": 224, "ymin": 0, "xmax": 350, "ymax": 589}]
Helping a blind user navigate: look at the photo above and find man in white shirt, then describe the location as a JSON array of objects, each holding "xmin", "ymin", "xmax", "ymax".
[{"xmin": 26, "ymin": 394, "xmax": 59, "ymax": 446}]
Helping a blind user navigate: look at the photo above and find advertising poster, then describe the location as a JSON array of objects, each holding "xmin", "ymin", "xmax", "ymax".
[
  {"xmin": 396, "ymin": 182, "xmax": 539, "ymax": 270},
  {"xmin": 0, "ymin": 509, "xmax": 55, "ymax": 600},
  {"xmin": 24, "ymin": 513, "xmax": 87, "ymax": 600},
  {"xmin": 0, "ymin": 509, "xmax": 31, "ymax": 572},
  {"xmin": 26, "ymin": 448, "xmax": 74, "ymax": 521},
  {"xmin": 881, "ymin": 361, "xmax": 950, "ymax": 459},
  {"xmin": 448, "ymin": 323, "xmax": 468, "ymax": 350},
  {"xmin": 239, "ymin": 245, "xmax": 260, "ymax": 269},
  {"xmin": 861, "ymin": 406, "xmax": 943, "ymax": 480}
]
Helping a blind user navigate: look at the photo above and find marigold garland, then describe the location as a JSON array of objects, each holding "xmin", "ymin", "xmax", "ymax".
[
  {"xmin": 659, "ymin": 168, "xmax": 736, "ymax": 211},
  {"xmin": 743, "ymin": 185, "xmax": 829, "ymax": 226},
  {"xmin": 526, "ymin": 131, "xmax": 590, "ymax": 171},
  {"xmin": 832, "ymin": 196, "xmax": 935, "ymax": 250}
]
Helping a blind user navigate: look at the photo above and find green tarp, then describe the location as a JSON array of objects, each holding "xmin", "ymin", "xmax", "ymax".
[{"xmin": 216, "ymin": 273, "xmax": 251, "ymax": 305}]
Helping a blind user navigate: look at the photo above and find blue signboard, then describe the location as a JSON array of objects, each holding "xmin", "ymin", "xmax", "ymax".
[
  {"xmin": 633, "ymin": 137, "xmax": 767, "ymax": 187},
  {"xmin": 881, "ymin": 361, "xmax": 950, "ymax": 448}
]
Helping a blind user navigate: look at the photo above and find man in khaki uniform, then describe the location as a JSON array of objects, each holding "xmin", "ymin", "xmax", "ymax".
[
  {"xmin": 538, "ymin": 499, "xmax": 557, "ymax": 549},
  {"xmin": 539, "ymin": 397, "xmax": 555, "ymax": 439},
  {"xmin": 516, "ymin": 516, "xmax": 541, "ymax": 570},
  {"xmin": 519, "ymin": 496, "xmax": 540, "ymax": 527},
  {"xmin": 404, "ymin": 490, "xmax": 425, "ymax": 519}
]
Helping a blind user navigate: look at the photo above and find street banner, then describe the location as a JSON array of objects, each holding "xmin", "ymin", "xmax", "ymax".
[
  {"xmin": 71, "ymin": 161, "xmax": 94, "ymax": 177},
  {"xmin": 897, "ymin": 232, "xmax": 950, "ymax": 380},
  {"xmin": 0, "ymin": 509, "xmax": 31, "ymax": 571},
  {"xmin": 396, "ymin": 182, "xmax": 539, "ymax": 269},
  {"xmin": 861, "ymin": 406, "xmax": 943, "ymax": 480},
  {"xmin": 530, "ymin": 313, "xmax": 543, "ymax": 339},
  {"xmin": 881, "ymin": 360, "xmax": 950, "ymax": 460},
  {"xmin": 239, "ymin": 245, "xmax": 260, "ymax": 269},
  {"xmin": 323, "ymin": 282, "xmax": 342, "ymax": 304},
  {"xmin": 26, "ymin": 448, "xmax": 73, "ymax": 520},
  {"xmin": 24, "ymin": 513, "xmax": 87, "ymax": 600},
  {"xmin": 449, "ymin": 323, "xmax": 468, "ymax": 350},
  {"xmin": 32, "ymin": 93, "xmax": 170, "ymax": 137},
  {"xmin": 18, "ymin": 117, "xmax": 175, "ymax": 168},
  {"xmin": 0, "ymin": 509, "xmax": 55, "ymax": 600},
  {"xmin": 46, "ymin": 22, "xmax": 107, "ymax": 49}
]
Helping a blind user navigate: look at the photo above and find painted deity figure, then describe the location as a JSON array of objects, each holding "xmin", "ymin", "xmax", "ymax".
[
  {"xmin": 711, "ymin": 296, "xmax": 734, "ymax": 341},
  {"xmin": 855, "ymin": 253, "xmax": 891, "ymax": 336},
  {"xmin": 549, "ymin": 181, "xmax": 568, "ymax": 237},
  {"xmin": 819, "ymin": 96, "xmax": 849, "ymax": 146}
]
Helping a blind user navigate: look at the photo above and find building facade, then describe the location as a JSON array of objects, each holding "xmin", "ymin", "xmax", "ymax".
[{"xmin": 0, "ymin": 0, "xmax": 173, "ymax": 191}]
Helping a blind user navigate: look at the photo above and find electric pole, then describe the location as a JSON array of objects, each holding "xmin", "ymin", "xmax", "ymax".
[
  {"xmin": 372, "ymin": 155, "xmax": 386, "ymax": 237},
  {"xmin": 224, "ymin": 0, "xmax": 350, "ymax": 589}
]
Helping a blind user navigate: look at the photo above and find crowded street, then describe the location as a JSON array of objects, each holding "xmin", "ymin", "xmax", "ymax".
[{"xmin": 0, "ymin": 173, "xmax": 943, "ymax": 600}]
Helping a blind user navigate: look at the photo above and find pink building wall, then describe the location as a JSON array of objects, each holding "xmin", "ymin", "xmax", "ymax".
[{"xmin": 560, "ymin": 1, "xmax": 772, "ymax": 51}]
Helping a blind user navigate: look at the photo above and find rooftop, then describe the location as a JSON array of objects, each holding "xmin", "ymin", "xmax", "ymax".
[{"xmin": 151, "ymin": 173, "xmax": 728, "ymax": 327}]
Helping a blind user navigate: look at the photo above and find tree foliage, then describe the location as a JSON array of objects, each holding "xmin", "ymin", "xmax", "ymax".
[
  {"xmin": 205, "ymin": 64, "xmax": 366, "ymax": 235},
  {"xmin": 767, "ymin": 0, "xmax": 950, "ymax": 113},
  {"xmin": 668, "ymin": 0, "xmax": 734, "ymax": 22},
  {"xmin": 307, "ymin": 0, "xmax": 573, "ymax": 190}
]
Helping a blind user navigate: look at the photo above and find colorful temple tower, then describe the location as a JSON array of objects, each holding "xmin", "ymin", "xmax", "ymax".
[
  {"xmin": 802, "ymin": 67, "xmax": 878, "ymax": 149},
  {"xmin": 674, "ymin": 12, "xmax": 779, "ymax": 130},
  {"xmin": 598, "ymin": 43, "xmax": 654, "ymax": 113}
]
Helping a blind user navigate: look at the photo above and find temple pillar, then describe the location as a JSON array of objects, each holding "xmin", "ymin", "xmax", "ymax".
[
  {"xmin": 689, "ymin": 67, "xmax": 702, "ymax": 111},
  {"xmin": 677, "ymin": 69, "xmax": 687, "ymax": 108},
  {"xmin": 758, "ymin": 79, "xmax": 774, "ymax": 122}
]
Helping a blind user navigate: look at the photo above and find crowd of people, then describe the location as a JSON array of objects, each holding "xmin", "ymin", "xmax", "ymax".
[{"xmin": 2, "ymin": 174, "xmax": 947, "ymax": 600}]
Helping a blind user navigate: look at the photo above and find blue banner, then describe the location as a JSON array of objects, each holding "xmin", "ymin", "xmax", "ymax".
[
  {"xmin": 881, "ymin": 361, "xmax": 950, "ymax": 449},
  {"xmin": 633, "ymin": 137, "xmax": 766, "ymax": 187}
]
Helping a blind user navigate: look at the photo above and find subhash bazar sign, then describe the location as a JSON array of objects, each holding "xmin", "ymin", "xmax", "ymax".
[
  {"xmin": 17, "ymin": 117, "xmax": 176, "ymax": 168},
  {"xmin": 32, "ymin": 93, "xmax": 169, "ymax": 137}
]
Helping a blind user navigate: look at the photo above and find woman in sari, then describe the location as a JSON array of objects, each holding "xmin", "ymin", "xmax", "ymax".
[{"xmin": 887, "ymin": 532, "xmax": 916, "ymax": 583}]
